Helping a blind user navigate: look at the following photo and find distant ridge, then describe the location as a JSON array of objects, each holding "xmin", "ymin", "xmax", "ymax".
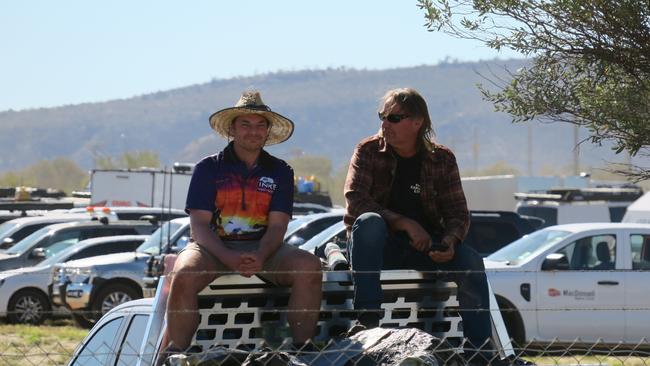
[{"xmin": 0, "ymin": 60, "xmax": 626, "ymax": 174}]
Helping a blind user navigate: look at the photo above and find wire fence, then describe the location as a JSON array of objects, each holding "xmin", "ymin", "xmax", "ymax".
[
  {"xmin": 1, "ymin": 267, "xmax": 649, "ymax": 365},
  {"xmin": 1, "ymin": 335, "xmax": 650, "ymax": 366}
]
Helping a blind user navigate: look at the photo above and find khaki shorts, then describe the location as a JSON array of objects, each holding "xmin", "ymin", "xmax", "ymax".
[{"xmin": 181, "ymin": 240, "xmax": 302, "ymax": 285}]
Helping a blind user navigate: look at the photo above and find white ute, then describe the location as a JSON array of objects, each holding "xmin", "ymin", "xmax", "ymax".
[{"xmin": 485, "ymin": 222, "xmax": 650, "ymax": 346}]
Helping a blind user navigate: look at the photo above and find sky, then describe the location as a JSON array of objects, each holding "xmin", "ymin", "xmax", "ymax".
[{"xmin": 0, "ymin": 1, "xmax": 521, "ymax": 112}]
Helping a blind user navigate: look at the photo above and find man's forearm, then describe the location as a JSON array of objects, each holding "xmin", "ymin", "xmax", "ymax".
[
  {"xmin": 257, "ymin": 225, "xmax": 286, "ymax": 261},
  {"xmin": 192, "ymin": 225, "xmax": 229, "ymax": 261}
]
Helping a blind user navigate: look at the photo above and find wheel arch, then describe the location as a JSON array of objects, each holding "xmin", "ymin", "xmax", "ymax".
[{"xmin": 495, "ymin": 294, "xmax": 526, "ymax": 346}]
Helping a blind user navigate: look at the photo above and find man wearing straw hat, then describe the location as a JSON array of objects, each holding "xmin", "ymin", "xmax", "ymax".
[{"xmin": 162, "ymin": 90, "xmax": 322, "ymax": 358}]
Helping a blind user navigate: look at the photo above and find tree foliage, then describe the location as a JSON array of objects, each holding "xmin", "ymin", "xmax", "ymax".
[
  {"xmin": 0, "ymin": 158, "xmax": 88, "ymax": 193},
  {"xmin": 418, "ymin": 0, "xmax": 650, "ymax": 180},
  {"xmin": 94, "ymin": 151, "xmax": 161, "ymax": 170}
]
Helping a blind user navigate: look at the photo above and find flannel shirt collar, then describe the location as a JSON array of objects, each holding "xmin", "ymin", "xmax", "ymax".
[{"xmin": 375, "ymin": 134, "xmax": 437, "ymax": 161}]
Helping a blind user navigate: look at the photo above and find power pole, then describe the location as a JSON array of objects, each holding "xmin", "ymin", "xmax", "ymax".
[
  {"xmin": 573, "ymin": 125, "xmax": 580, "ymax": 175},
  {"xmin": 527, "ymin": 124, "xmax": 533, "ymax": 176}
]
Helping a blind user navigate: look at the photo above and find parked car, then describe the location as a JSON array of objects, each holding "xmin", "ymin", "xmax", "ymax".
[
  {"xmin": 65, "ymin": 271, "xmax": 517, "ymax": 366},
  {"xmin": 484, "ymin": 222, "xmax": 650, "ymax": 346},
  {"xmin": 65, "ymin": 206, "xmax": 188, "ymax": 222},
  {"xmin": 0, "ymin": 219, "xmax": 157, "ymax": 271},
  {"xmin": 51, "ymin": 217, "xmax": 191, "ymax": 327},
  {"xmin": 299, "ymin": 210, "xmax": 540, "ymax": 258},
  {"xmin": 0, "ymin": 212, "xmax": 110, "ymax": 250},
  {"xmin": 284, "ymin": 209, "xmax": 345, "ymax": 246},
  {"xmin": 0, "ymin": 235, "xmax": 147, "ymax": 324}
]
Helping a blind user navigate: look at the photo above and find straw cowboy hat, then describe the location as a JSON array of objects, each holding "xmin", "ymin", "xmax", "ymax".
[{"xmin": 209, "ymin": 91, "xmax": 294, "ymax": 145}]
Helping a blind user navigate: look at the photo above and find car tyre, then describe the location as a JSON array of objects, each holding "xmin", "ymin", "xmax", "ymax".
[
  {"xmin": 92, "ymin": 283, "xmax": 141, "ymax": 320},
  {"xmin": 72, "ymin": 312, "xmax": 95, "ymax": 329},
  {"xmin": 7, "ymin": 289, "xmax": 51, "ymax": 325}
]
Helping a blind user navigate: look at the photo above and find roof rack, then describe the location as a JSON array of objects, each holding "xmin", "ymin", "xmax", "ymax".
[{"xmin": 514, "ymin": 187, "xmax": 643, "ymax": 203}]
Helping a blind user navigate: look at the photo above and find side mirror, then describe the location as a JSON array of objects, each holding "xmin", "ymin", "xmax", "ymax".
[
  {"xmin": 541, "ymin": 253, "xmax": 569, "ymax": 271},
  {"xmin": 29, "ymin": 247, "xmax": 46, "ymax": 260},
  {"xmin": 169, "ymin": 236, "xmax": 189, "ymax": 253},
  {"xmin": 0, "ymin": 237, "xmax": 14, "ymax": 249},
  {"xmin": 286, "ymin": 235, "xmax": 305, "ymax": 247},
  {"xmin": 139, "ymin": 215, "xmax": 159, "ymax": 225}
]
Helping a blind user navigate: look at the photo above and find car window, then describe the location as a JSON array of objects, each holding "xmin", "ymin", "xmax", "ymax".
[
  {"xmin": 630, "ymin": 234, "xmax": 650, "ymax": 270},
  {"xmin": 284, "ymin": 216, "xmax": 342, "ymax": 246},
  {"xmin": 80, "ymin": 227, "xmax": 137, "ymax": 241},
  {"xmin": 11, "ymin": 223, "xmax": 52, "ymax": 243},
  {"xmin": 467, "ymin": 221, "xmax": 521, "ymax": 256},
  {"xmin": 115, "ymin": 314, "xmax": 150, "ymax": 366},
  {"xmin": 48, "ymin": 230, "xmax": 81, "ymax": 249},
  {"xmin": 4, "ymin": 226, "xmax": 52, "ymax": 255},
  {"xmin": 555, "ymin": 234, "xmax": 616, "ymax": 270},
  {"xmin": 609, "ymin": 207, "xmax": 627, "ymax": 223},
  {"xmin": 173, "ymin": 228, "xmax": 191, "ymax": 250},
  {"xmin": 71, "ymin": 316, "xmax": 124, "ymax": 366}
]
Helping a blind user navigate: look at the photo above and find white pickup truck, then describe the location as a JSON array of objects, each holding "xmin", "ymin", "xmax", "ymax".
[
  {"xmin": 485, "ymin": 222, "xmax": 650, "ymax": 346},
  {"xmin": 65, "ymin": 269, "xmax": 517, "ymax": 366}
]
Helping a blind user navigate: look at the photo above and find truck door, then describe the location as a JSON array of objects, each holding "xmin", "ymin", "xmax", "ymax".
[
  {"xmin": 536, "ymin": 233, "xmax": 624, "ymax": 342},
  {"xmin": 625, "ymin": 232, "xmax": 650, "ymax": 342}
]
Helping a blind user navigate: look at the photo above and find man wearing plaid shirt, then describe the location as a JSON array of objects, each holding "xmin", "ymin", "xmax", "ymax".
[{"xmin": 344, "ymin": 88, "xmax": 497, "ymax": 365}]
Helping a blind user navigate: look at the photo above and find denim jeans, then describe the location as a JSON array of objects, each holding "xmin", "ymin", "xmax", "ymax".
[{"xmin": 349, "ymin": 212, "xmax": 492, "ymax": 351}]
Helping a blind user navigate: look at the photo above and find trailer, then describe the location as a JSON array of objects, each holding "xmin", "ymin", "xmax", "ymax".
[{"xmin": 90, "ymin": 165, "xmax": 194, "ymax": 210}]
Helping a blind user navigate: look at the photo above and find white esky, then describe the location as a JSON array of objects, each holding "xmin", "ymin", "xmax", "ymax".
[{"xmin": 0, "ymin": 0, "xmax": 521, "ymax": 112}]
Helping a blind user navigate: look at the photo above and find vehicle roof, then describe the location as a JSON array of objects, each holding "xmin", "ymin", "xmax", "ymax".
[
  {"xmin": 170, "ymin": 216, "xmax": 190, "ymax": 224},
  {"xmin": 72, "ymin": 234, "xmax": 149, "ymax": 247},
  {"xmin": 105, "ymin": 298, "xmax": 154, "ymax": 315},
  {"xmin": 2, "ymin": 213, "xmax": 91, "ymax": 225},
  {"xmin": 544, "ymin": 222, "xmax": 650, "ymax": 232},
  {"xmin": 67, "ymin": 206, "xmax": 187, "ymax": 214},
  {"xmin": 40, "ymin": 219, "xmax": 155, "ymax": 233}
]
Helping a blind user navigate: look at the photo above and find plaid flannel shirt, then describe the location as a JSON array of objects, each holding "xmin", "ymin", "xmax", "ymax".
[{"xmin": 344, "ymin": 134, "xmax": 469, "ymax": 246}]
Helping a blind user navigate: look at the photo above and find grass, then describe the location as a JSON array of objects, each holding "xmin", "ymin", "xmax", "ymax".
[
  {"xmin": 0, "ymin": 320, "xmax": 649, "ymax": 366},
  {"xmin": 0, "ymin": 320, "xmax": 87, "ymax": 366}
]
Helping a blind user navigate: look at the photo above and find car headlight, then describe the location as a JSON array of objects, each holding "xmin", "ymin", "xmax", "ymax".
[{"xmin": 64, "ymin": 267, "xmax": 96, "ymax": 284}]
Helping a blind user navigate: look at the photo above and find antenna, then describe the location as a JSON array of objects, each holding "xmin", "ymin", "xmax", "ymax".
[
  {"xmin": 167, "ymin": 167, "xmax": 173, "ymax": 253},
  {"xmin": 159, "ymin": 166, "xmax": 167, "ymax": 255}
]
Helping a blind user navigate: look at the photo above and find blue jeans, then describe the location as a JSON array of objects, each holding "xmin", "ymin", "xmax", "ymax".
[{"xmin": 349, "ymin": 212, "xmax": 492, "ymax": 350}]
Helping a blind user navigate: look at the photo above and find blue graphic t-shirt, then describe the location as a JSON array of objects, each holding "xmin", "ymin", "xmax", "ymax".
[{"xmin": 185, "ymin": 143, "xmax": 294, "ymax": 241}]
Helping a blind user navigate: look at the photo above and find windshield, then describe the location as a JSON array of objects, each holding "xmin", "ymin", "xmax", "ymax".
[
  {"xmin": 137, "ymin": 221, "xmax": 183, "ymax": 255},
  {"xmin": 0, "ymin": 221, "xmax": 19, "ymax": 242},
  {"xmin": 4, "ymin": 226, "xmax": 51, "ymax": 255},
  {"xmin": 299, "ymin": 221, "xmax": 345, "ymax": 252},
  {"xmin": 39, "ymin": 244, "xmax": 77, "ymax": 266},
  {"xmin": 487, "ymin": 229, "xmax": 572, "ymax": 265},
  {"xmin": 286, "ymin": 216, "xmax": 313, "ymax": 237},
  {"xmin": 44, "ymin": 241, "xmax": 76, "ymax": 259}
]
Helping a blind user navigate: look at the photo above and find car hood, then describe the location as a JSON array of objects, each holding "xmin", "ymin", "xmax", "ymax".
[
  {"xmin": 63, "ymin": 251, "xmax": 149, "ymax": 268},
  {"xmin": 0, "ymin": 255, "xmax": 21, "ymax": 271},
  {"xmin": 0, "ymin": 264, "xmax": 49, "ymax": 281},
  {"xmin": 483, "ymin": 258, "xmax": 523, "ymax": 271},
  {"xmin": 0, "ymin": 253, "xmax": 18, "ymax": 261}
]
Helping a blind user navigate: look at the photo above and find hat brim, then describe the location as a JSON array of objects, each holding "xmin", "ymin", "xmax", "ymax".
[{"xmin": 209, "ymin": 107, "xmax": 294, "ymax": 146}]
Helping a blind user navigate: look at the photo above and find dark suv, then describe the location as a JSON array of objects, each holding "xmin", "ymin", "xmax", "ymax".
[
  {"xmin": 464, "ymin": 211, "xmax": 541, "ymax": 256},
  {"xmin": 300, "ymin": 210, "xmax": 542, "ymax": 259}
]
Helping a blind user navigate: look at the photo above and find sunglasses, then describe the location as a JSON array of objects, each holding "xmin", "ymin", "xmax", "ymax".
[{"xmin": 378, "ymin": 112, "xmax": 410, "ymax": 123}]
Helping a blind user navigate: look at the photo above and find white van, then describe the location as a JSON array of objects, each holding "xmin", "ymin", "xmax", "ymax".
[{"xmin": 515, "ymin": 187, "xmax": 642, "ymax": 228}]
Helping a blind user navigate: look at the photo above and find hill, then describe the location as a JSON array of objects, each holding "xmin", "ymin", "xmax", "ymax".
[{"xmin": 0, "ymin": 60, "xmax": 627, "ymax": 175}]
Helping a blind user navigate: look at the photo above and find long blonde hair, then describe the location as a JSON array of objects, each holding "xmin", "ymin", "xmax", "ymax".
[{"xmin": 380, "ymin": 88, "xmax": 435, "ymax": 151}]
